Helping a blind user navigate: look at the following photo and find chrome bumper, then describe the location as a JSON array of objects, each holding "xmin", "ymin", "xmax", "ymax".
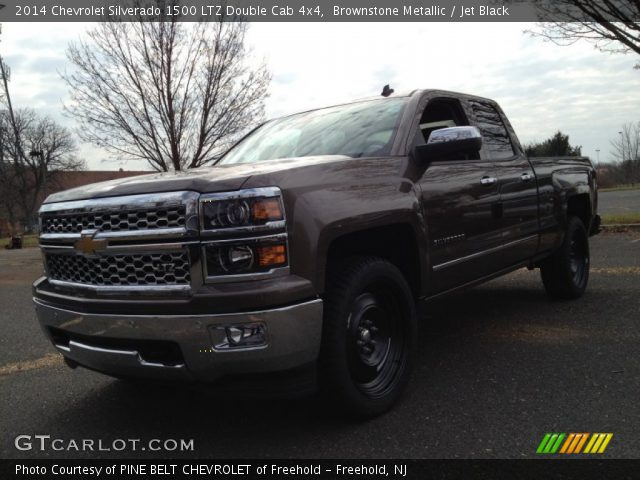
[{"xmin": 34, "ymin": 298, "xmax": 323, "ymax": 381}]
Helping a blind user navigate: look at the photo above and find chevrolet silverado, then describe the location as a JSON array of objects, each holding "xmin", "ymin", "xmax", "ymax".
[{"xmin": 33, "ymin": 89, "xmax": 600, "ymax": 416}]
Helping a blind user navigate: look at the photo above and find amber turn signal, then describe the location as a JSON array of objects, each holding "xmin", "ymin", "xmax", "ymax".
[
  {"xmin": 252, "ymin": 198, "xmax": 283, "ymax": 222},
  {"xmin": 257, "ymin": 244, "xmax": 287, "ymax": 268}
]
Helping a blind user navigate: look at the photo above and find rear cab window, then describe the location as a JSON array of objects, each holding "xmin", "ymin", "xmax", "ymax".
[{"xmin": 467, "ymin": 99, "xmax": 516, "ymax": 160}]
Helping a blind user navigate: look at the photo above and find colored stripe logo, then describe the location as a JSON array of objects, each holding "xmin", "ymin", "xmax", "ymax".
[{"xmin": 536, "ymin": 433, "xmax": 613, "ymax": 454}]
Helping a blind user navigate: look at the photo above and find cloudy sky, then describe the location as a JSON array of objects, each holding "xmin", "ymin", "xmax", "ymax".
[{"xmin": 1, "ymin": 21, "xmax": 639, "ymax": 170}]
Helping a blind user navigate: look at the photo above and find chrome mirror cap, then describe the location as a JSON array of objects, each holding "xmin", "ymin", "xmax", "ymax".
[{"xmin": 427, "ymin": 126, "xmax": 482, "ymax": 144}]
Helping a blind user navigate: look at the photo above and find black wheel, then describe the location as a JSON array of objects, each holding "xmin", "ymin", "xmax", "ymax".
[
  {"xmin": 319, "ymin": 257, "xmax": 417, "ymax": 416},
  {"xmin": 540, "ymin": 216, "xmax": 590, "ymax": 299}
]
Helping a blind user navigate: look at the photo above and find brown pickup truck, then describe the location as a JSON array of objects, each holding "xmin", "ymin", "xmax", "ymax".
[{"xmin": 33, "ymin": 89, "xmax": 599, "ymax": 416}]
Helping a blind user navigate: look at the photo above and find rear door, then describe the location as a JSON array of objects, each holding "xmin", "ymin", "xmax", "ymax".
[
  {"xmin": 413, "ymin": 95, "xmax": 503, "ymax": 293},
  {"xmin": 466, "ymin": 99, "xmax": 539, "ymax": 268}
]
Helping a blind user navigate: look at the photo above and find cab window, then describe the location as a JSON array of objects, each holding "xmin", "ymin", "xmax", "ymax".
[
  {"xmin": 467, "ymin": 100, "xmax": 515, "ymax": 160},
  {"xmin": 415, "ymin": 97, "xmax": 479, "ymax": 160}
]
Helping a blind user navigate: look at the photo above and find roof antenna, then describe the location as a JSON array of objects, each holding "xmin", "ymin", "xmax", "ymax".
[{"xmin": 381, "ymin": 84, "xmax": 394, "ymax": 97}]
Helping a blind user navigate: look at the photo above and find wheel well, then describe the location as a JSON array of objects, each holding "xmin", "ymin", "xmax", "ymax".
[
  {"xmin": 326, "ymin": 224, "xmax": 421, "ymax": 297},
  {"xmin": 567, "ymin": 194, "xmax": 591, "ymax": 229}
]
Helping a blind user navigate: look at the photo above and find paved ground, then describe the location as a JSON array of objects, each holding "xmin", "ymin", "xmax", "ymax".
[
  {"xmin": 599, "ymin": 189, "xmax": 640, "ymax": 216},
  {"xmin": 1, "ymin": 232, "xmax": 639, "ymax": 459}
]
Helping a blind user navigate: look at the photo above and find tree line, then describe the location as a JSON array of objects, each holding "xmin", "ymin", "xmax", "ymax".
[{"xmin": 524, "ymin": 126, "xmax": 640, "ymax": 188}]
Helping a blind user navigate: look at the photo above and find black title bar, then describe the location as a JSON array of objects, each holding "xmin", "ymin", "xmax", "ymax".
[
  {"xmin": 0, "ymin": 0, "xmax": 638, "ymax": 22},
  {"xmin": 2, "ymin": 459, "xmax": 640, "ymax": 480}
]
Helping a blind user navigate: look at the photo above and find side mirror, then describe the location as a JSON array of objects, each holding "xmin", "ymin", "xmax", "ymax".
[{"xmin": 414, "ymin": 126, "xmax": 482, "ymax": 162}]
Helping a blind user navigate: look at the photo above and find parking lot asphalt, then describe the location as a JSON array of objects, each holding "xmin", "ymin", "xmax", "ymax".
[
  {"xmin": 599, "ymin": 189, "xmax": 640, "ymax": 216},
  {"xmin": 1, "ymin": 232, "xmax": 639, "ymax": 459}
]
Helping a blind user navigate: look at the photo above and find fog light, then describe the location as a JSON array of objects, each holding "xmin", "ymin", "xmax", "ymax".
[{"xmin": 209, "ymin": 323, "xmax": 267, "ymax": 350}]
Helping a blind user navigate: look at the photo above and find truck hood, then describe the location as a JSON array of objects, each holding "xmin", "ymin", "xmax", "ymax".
[{"xmin": 44, "ymin": 155, "xmax": 350, "ymax": 203}]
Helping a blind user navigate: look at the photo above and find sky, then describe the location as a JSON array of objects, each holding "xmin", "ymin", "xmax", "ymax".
[{"xmin": 1, "ymin": 21, "xmax": 639, "ymax": 170}]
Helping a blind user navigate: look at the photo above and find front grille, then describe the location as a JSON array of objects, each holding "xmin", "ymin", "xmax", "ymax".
[
  {"xmin": 41, "ymin": 206, "xmax": 187, "ymax": 234},
  {"xmin": 46, "ymin": 252, "xmax": 191, "ymax": 286}
]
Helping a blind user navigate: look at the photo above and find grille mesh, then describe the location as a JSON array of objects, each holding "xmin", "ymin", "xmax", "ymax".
[
  {"xmin": 41, "ymin": 206, "xmax": 187, "ymax": 234},
  {"xmin": 46, "ymin": 252, "xmax": 191, "ymax": 286}
]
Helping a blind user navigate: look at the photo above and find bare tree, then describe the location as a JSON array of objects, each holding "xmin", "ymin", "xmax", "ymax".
[
  {"xmin": 610, "ymin": 121, "xmax": 640, "ymax": 185},
  {"xmin": 1, "ymin": 57, "xmax": 28, "ymax": 232},
  {"xmin": 528, "ymin": 1, "xmax": 640, "ymax": 68},
  {"xmin": 63, "ymin": 8, "xmax": 270, "ymax": 172},
  {"xmin": 1, "ymin": 23, "xmax": 84, "ymax": 233},
  {"xmin": 0, "ymin": 109, "xmax": 82, "ymax": 230}
]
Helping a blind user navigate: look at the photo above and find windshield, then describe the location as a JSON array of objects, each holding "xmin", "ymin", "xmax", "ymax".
[{"xmin": 218, "ymin": 98, "xmax": 408, "ymax": 165}]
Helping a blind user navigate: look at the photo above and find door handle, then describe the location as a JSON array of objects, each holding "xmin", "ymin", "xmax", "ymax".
[
  {"xmin": 480, "ymin": 176, "xmax": 498, "ymax": 186},
  {"xmin": 521, "ymin": 173, "xmax": 534, "ymax": 182}
]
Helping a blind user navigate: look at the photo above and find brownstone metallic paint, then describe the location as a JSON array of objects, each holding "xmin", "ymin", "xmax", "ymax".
[{"xmin": 35, "ymin": 89, "xmax": 597, "ymax": 314}]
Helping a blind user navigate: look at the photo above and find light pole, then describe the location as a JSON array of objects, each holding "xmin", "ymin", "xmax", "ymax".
[
  {"xmin": 29, "ymin": 149, "xmax": 45, "ymax": 232},
  {"xmin": 595, "ymin": 149, "xmax": 600, "ymax": 164}
]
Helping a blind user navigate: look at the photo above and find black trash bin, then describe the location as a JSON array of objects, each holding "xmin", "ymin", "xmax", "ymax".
[{"xmin": 7, "ymin": 236, "xmax": 23, "ymax": 249}]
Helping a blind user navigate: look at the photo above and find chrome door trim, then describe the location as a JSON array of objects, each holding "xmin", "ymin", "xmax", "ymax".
[{"xmin": 433, "ymin": 234, "xmax": 538, "ymax": 272}]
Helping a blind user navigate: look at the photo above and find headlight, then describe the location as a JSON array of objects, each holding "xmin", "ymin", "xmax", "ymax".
[
  {"xmin": 200, "ymin": 187, "xmax": 284, "ymax": 231},
  {"xmin": 199, "ymin": 187, "xmax": 289, "ymax": 282},
  {"xmin": 204, "ymin": 239, "xmax": 287, "ymax": 276}
]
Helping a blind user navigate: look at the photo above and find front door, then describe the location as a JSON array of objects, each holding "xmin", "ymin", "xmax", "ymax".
[{"xmin": 414, "ymin": 96, "xmax": 503, "ymax": 293}]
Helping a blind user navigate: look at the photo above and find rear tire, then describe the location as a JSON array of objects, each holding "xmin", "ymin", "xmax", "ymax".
[
  {"xmin": 319, "ymin": 257, "xmax": 417, "ymax": 417},
  {"xmin": 540, "ymin": 216, "xmax": 590, "ymax": 299}
]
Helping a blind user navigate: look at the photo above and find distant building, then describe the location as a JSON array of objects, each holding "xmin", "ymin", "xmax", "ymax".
[{"xmin": 0, "ymin": 170, "xmax": 149, "ymax": 236}]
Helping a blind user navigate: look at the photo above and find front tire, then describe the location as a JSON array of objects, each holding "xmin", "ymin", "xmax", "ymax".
[
  {"xmin": 319, "ymin": 257, "xmax": 417, "ymax": 417},
  {"xmin": 540, "ymin": 216, "xmax": 590, "ymax": 299}
]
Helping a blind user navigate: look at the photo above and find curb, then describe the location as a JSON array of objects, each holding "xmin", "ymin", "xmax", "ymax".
[{"xmin": 601, "ymin": 224, "xmax": 640, "ymax": 232}]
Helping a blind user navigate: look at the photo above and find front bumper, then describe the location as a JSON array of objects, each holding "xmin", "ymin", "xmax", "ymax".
[{"xmin": 34, "ymin": 298, "xmax": 323, "ymax": 382}]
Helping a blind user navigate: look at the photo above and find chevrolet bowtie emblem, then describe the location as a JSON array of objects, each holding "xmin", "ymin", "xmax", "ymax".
[{"xmin": 74, "ymin": 230, "xmax": 108, "ymax": 256}]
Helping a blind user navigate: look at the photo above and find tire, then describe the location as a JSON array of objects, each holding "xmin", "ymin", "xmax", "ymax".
[
  {"xmin": 319, "ymin": 257, "xmax": 417, "ymax": 417},
  {"xmin": 540, "ymin": 216, "xmax": 590, "ymax": 299}
]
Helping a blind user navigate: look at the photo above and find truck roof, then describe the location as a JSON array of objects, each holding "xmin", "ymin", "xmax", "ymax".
[{"xmin": 282, "ymin": 89, "xmax": 498, "ymax": 119}]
